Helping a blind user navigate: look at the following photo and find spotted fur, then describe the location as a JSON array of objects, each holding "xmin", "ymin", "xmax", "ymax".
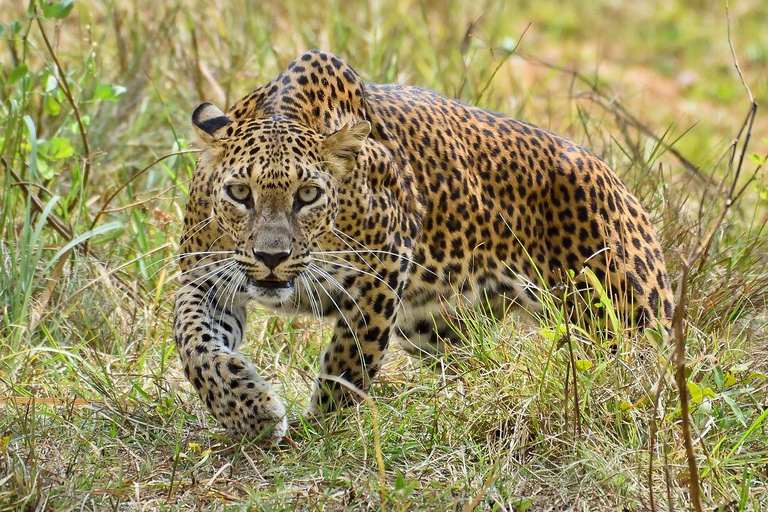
[{"xmin": 174, "ymin": 50, "xmax": 673, "ymax": 442}]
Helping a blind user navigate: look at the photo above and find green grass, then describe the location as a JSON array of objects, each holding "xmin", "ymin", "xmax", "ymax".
[{"xmin": 1, "ymin": 0, "xmax": 767, "ymax": 510}]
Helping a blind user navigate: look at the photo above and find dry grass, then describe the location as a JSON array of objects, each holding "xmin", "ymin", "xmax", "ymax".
[{"xmin": 1, "ymin": 0, "xmax": 767, "ymax": 510}]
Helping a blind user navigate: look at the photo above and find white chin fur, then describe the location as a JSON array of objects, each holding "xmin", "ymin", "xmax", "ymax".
[{"xmin": 247, "ymin": 283, "xmax": 295, "ymax": 308}]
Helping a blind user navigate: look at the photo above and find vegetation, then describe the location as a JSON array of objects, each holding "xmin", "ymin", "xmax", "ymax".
[{"xmin": 1, "ymin": 0, "xmax": 766, "ymax": 510}]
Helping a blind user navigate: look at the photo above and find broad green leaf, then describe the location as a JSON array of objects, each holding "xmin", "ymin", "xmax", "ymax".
[
  {"xmin": 45, "ymin": 74, "xmax": 58, "ymax": 92},
  {"xmin": 42, "ymin": 0, "xmax": 75, "ymax": 20},
  {"xmin": 619, "ymin": 400, "xmax": 632, "ymax": 412},
  {"xmin": 37, "ymin": 159, "xmax": 54, "ymax": 180},
  {"xmin": 575, "ymin": 360, "xmax": 592, "ymax": 372},
  {"xmin": 687, "ymin": 382, "xmax": 703, "ymax": 405},
  {"xmin": 723, "ymin": 372, "xmax": 737, "ymax": 388},
  {"xmin": 511, "ymin": 498, "xmax": 533, "ymax": 511},
  {"xmin": 40, "ymin": 137, "xmax": 74, "ymax": 160},
  {"xmin": 394, "ymin": 469, "xmax": 406, "ymax": 491},
  {"xmin": 539, "ymin": 325, "xmax": 566, "ymax": 341},
  {"xmin": 70, "ymin": 115, "xmax": 90, "ymax": 133},
  {"xmin": 732, "ymin": 362, "xmax": 751, "ymax": 372},
  {"xmin": 94, "ymin": 83, "xmax": 127, "ymax": 102},
  {"xmin": 8, "ymin": 64, "xmax": 28, "ymax": 84},
  {"xmin": 45, "ymin": 95, "xmax": 61, "ymax": 116},
  {"xmin": 644, "ymin": 327, "xmax": 664, "ymax": 346}
]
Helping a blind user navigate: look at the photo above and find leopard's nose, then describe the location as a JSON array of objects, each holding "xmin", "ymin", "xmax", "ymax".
[{"xmin": 253, "ymin": 250, "xmax": 291, "ymax": 269}]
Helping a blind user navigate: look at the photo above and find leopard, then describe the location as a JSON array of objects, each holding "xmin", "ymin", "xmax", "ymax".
[{"xmin": 174, "ymin": 50, "xmax": 674, "ymax": 443}]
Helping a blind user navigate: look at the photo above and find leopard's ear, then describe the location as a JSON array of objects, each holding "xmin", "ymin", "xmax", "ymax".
[
  {"xmin": 322, "ymin": 121, "xmax": 371, "ymax": 171},
  {"xmin": 192, "ymin": 102, "xmax": 232, "ymax": 145}
]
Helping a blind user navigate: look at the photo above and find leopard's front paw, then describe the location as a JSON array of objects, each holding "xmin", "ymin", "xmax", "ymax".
[
  {"xmin": 304, "ymin": 379, "xmax": 363, "ymax": 421},
  {"xmin": 203, "ymin": 357, "xmax": 288, "ymax": 445}
]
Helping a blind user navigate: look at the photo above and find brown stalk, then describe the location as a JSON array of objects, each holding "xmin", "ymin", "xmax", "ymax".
[
  {"xmin": 647, "ymin": 354, "xmax": 674, "ymax": 512},
  {"xmin": 669, "ymin": 67, "xmax": 756, "ymax": 512},
  {"xmin": 561, "ymin": 286, "xmax": 582, "ymax": 439},
  {"xmin": 35, "ymin": 15, "xmax": 91, "ymax": 214},
  {"xmin": 644, "ymin": 3, "xmax": 757, "ymax": 509},
  {"xmin": 667, "ymin": 4, "xmax": 759, "ymax": 508}
]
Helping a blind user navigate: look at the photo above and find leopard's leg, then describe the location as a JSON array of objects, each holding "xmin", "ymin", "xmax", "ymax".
[
  {"xmin": 304, "ymin": 275, "xmax": 403, "ymax": 418},
  {"xmin": 393, "ymin": 286, "xmax": 536, "ymax": 365},
  {"xmin": 174, "ymin": 279, "xmax": 287, "ymax": 443},
  {"xmin": 392, "ymin": 300, "xmax": 460, "ymax": 359}
]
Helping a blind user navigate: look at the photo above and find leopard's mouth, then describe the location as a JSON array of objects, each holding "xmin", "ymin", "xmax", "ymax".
[{"xmin": 249, "ymin": 278, "xmax": 294, "ymax": 290}]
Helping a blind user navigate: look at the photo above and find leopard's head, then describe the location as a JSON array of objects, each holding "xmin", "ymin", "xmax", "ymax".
[{"xmin": 191, "ymin": 102, "xmax": 370, "ymax": 307}]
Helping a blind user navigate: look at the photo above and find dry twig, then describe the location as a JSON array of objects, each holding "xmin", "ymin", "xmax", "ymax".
[
  {"xmin": 35, "ymin": 15, "xmax": 91, "ymax": 213},
  {"xmin": 668, "ymin": 50, "xmax": 756, "ymax": 512}
]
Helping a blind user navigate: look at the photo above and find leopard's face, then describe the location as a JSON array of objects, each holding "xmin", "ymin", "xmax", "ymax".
[{"xmin": 194, "ymin": 110, "xmax": 371, "ymax": 308}]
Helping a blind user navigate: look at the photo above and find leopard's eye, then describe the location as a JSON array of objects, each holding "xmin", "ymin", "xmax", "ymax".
[
  {"xmin": 296, "ymin": 186, "xmax": 321, "ymax": 206},
  {"xmin": 226, "ymin": 184, "xmax": 251, "ymax": 204}
]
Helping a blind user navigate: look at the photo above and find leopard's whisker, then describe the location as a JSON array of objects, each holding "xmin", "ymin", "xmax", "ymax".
[
  {"xmin": 298, "ymin": 274, "xmax": 321, "ymax": 318},
  {"xmin": 304, "ymin": 265, "xmax": 359, "ymax": 341},
  {"xmin": 326, "ymin": 230, "xmax": 381, "ymax": 273},
  {"xmin": 327, "ymin": 228, "xmax": 434, "ymax": 275},
  {"xmin": 180, "ymin": 215, "xmax": 214, "ymax": 243},
  {"xmin": 307, "ymin": 263, "xmax": 367, "ymax": 325},
  {"xmin": 310, "ymin": 256, "xmax": 403, "ymax": 306},
  {"xmin": 185, "ymin": 259, "xmax": 237, "ymax": 306},
  {"xmin": 180, "ymin": 256, "xmax": 239, "ymax": 276},
  {"xmin": 329, "ymin": 228, "xmax": 384, "ymax": 265},
  {"xmin": 214, "ymin": 261, "xmax": 242, "ymax": 316}
]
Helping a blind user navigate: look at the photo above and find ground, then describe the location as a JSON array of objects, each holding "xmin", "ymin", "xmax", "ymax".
[{"xmin": 1, "ymin": 0, "xmax": 767, "ymax": 510}]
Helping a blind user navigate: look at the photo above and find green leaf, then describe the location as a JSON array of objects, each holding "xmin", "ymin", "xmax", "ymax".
[
  {"xmin": 70, "ymin": 115, "xmax": 90, "ymax": 133},
  {"xmin": 644, "ymin": 327, "xmax": 664, "ymax": 346},
  {"xmin": 723, "ymin": 371, "xmax": 737, "ymax": 388},
  {"xmin": 23, "ymin": 116, "xmax": 38, "ymax": 177},
  {"xmin": 45, "ymin": 95, "xmax": 61, "ymax": 116},
  {"xmin": 39, "ymin": 137, "xmax": 74, "ymax": 160},
  {"xmin": 687, "ymin": 382, "xmax": 703, "ymax": 405},
  {"xmin": 713, "ymin": 366, "xmax": 724, "ymax": 390},
  {"xmin": 45, "ymin": 74, "xmax": 58, "ymax": 92},
  {"xmin": 619, "ymin": 400, "xmax": 632, "ymax": 412},
  {"xmin": 94, "ymin": 83, "xmax": 127, "ymax": 102},
  {"xmin": 732, "ymin": 362, "xmax": 751, "ymax": 372},
  {"xmin": 36, "ymin": 159, "xmax": 54, "ymax": 180},
  {"xmin": 539, "ymin": 325, "xmax": 566, "ymax": 341},
  {"xmin": 575, "ymin": 360, "xmax": 592, "ymax": 372},
  {"xmin": 42, "ymin": 0, "xmax": 75, "ymax": 20},
  {"xmin": 8, "ymin": 64, "xmax": 29, "ymax": 84},
  {"xmin": 11, "ymin": 20, "xmax": 22, "ymax": 33},
  {"xmin": 511, "ymin": 498, "xmax": 533, "ymax": 511},
  {"xmin": 722, "ymin": 395, "xmax": 747, "ymax": 427},
  {"xmin": 45, "ymin": 222, "xmax": 123, "ymax": 272},
  {"xmin": 394, "ymin": 469, "xmax": 406, "ymax": 491}
]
